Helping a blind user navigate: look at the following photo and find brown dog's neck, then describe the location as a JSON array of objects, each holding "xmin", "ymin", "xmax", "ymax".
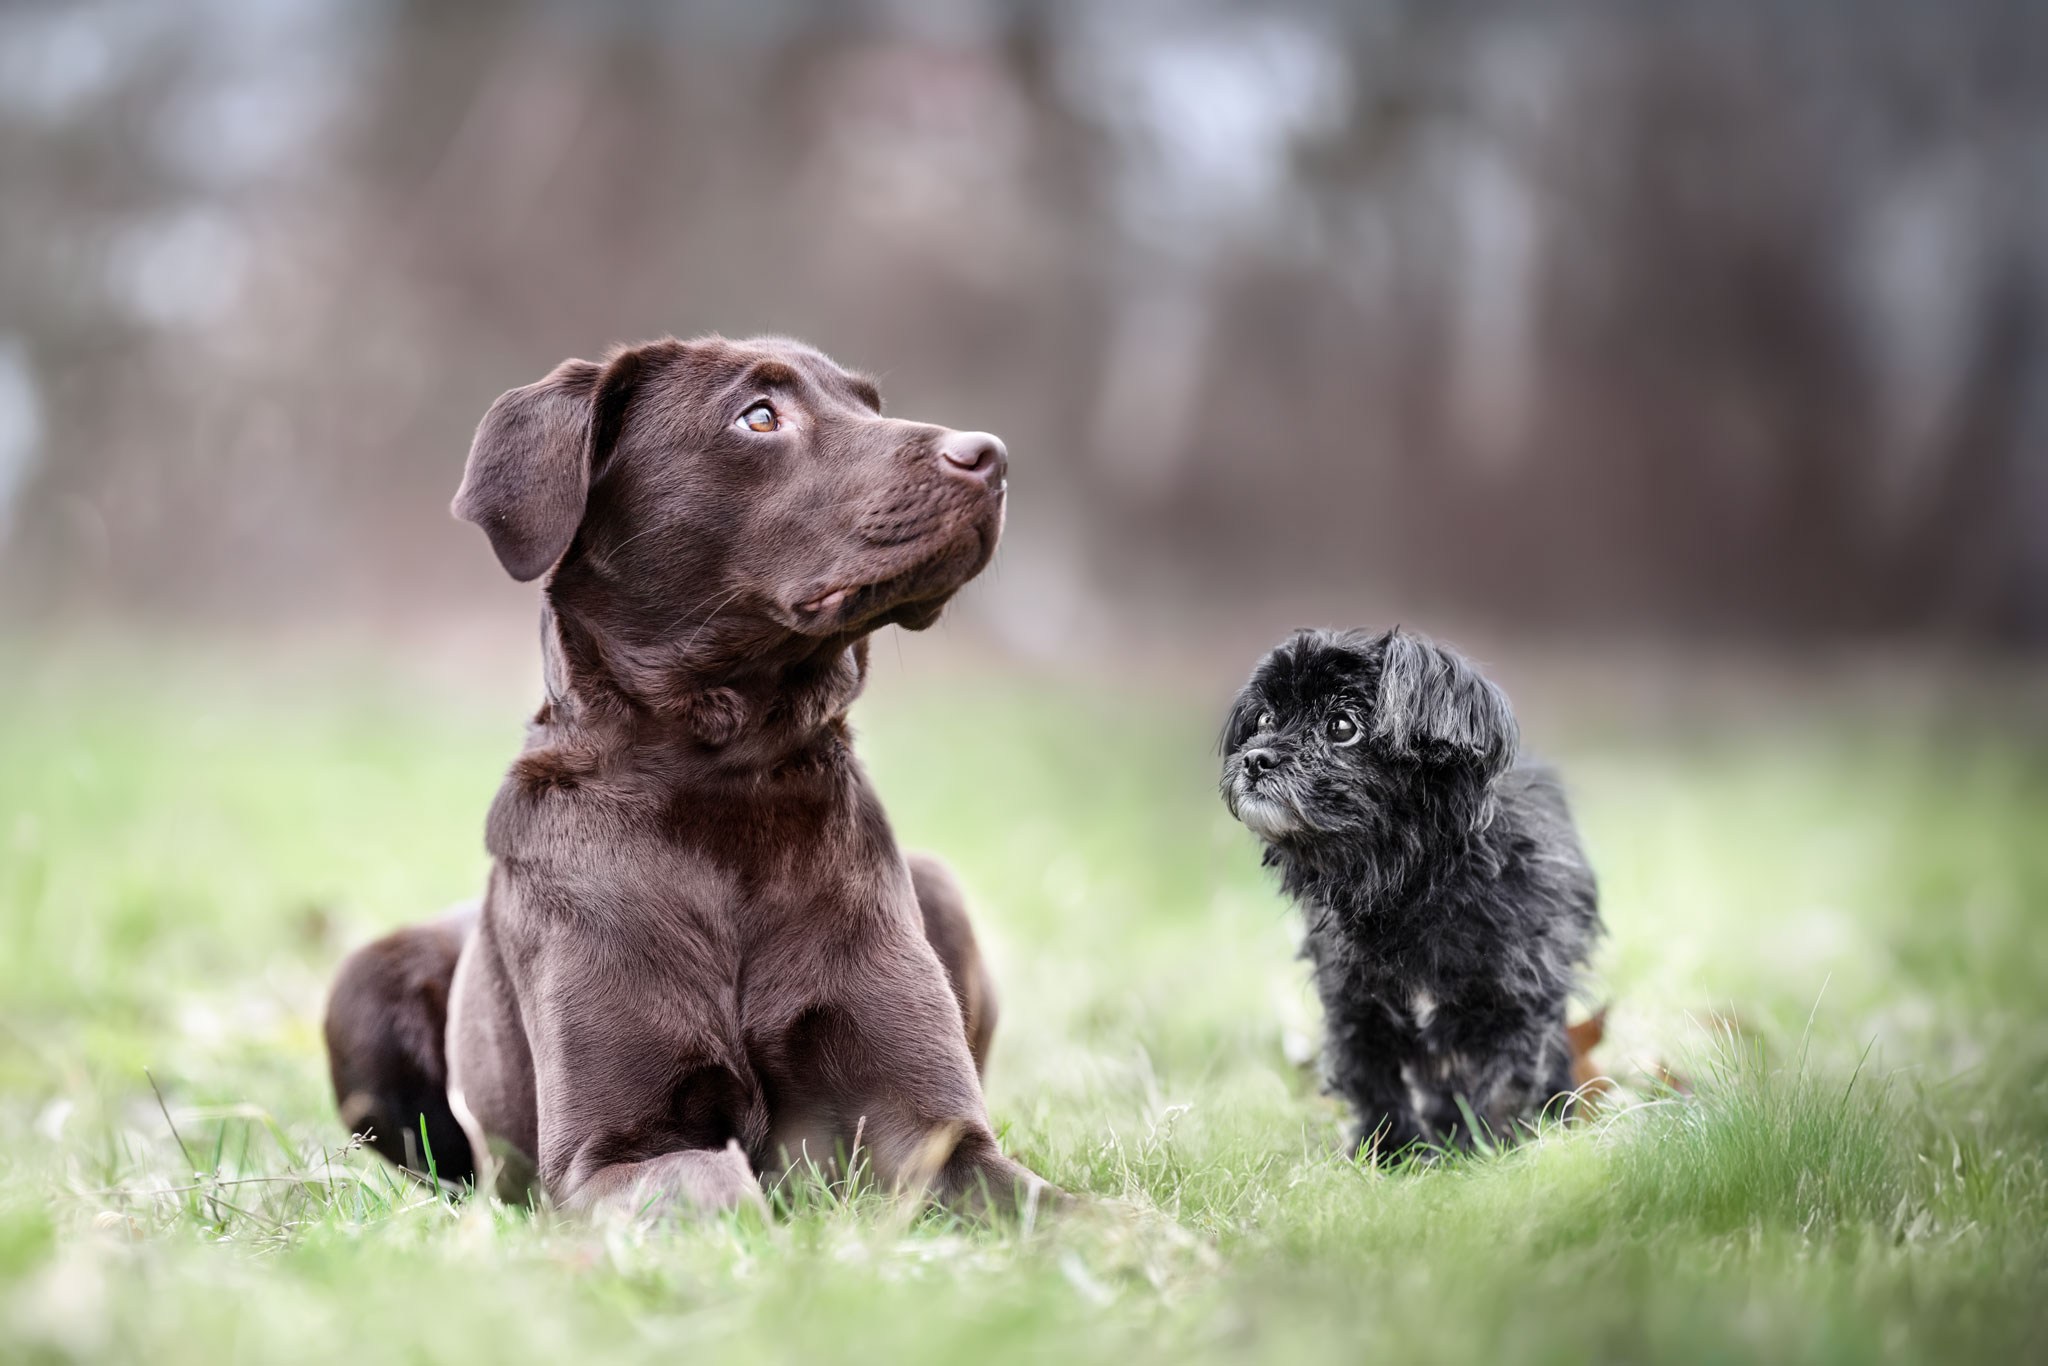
[{"xmin": 534, "ymin": 602, "xmax": 871, "ymax": 770}]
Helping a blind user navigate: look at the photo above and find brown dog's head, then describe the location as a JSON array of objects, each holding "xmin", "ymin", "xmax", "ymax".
[{"xmin": 453, "ymin": 336, "xmax": 1006, "ymax": 711}]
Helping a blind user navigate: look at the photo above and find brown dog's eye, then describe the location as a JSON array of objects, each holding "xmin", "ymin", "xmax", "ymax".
[
  {"xmin": 1257, "ymin": 710, "xmax": 1276, "ymax": 732},
  {"xmin": 1328, "ymin": 714, "xmax": 1361, "ymax": 746},
  {"xmin": 740, "ymin": 402, "xmax": 779, "ymax": 433}
]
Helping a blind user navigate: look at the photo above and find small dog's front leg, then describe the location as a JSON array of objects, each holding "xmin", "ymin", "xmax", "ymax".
[
  {"xmin": 1436, "ymin": 1014, "xmax": 1576, "ymax": 1146},
  {"xmin": 1323, "ymin": 1006, "xmax": 1429, "ymax": 1162}
]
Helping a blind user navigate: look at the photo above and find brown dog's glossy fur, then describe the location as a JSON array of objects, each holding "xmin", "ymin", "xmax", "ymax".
[{"xmin": 324, "ymin": 336, "xmax": 1047, "ymax": 1218}]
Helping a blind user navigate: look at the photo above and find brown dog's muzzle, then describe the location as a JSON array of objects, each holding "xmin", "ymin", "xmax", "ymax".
[{"xmin": 789, "ymin": 427, "xmax": 1008, "ymax": 636}]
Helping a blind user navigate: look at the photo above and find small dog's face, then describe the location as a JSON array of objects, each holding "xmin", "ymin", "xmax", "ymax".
[
  {"xmin": 1221, "ymin": 628, "xmax": 1519, "ymax": 845},
  {"xmin": 455, "ymin": 336, "xmax": 1008, "ymax": 666}
]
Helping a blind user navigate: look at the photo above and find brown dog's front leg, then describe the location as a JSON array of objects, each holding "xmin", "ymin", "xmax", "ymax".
[{"xmin": 557, "ymin": 1141, "xmax": 766, "ymax": 1220}]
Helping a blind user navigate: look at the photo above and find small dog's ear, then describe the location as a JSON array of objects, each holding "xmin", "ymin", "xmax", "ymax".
[
  {"xmin": 1370, "ymin": 630, "xmax": 1518, "ymax": 779},
  {"xmin": 452, "ymin": 349, "xmax": 644, "ymax": 582}
]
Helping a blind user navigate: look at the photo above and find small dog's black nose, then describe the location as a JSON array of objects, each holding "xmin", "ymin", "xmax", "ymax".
[
  {"xmin": 1241, "ymin": 747, "xmax": 1280, "ymax": 781},
  {"xmin": 937, "ymin": 430, "xmax": 1008, "ymax": 489}
]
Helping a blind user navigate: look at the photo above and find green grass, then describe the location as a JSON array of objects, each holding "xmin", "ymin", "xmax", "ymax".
[{"xmin": 2, "ymin": 640, "xmax": 2045, "ymax": 1364}]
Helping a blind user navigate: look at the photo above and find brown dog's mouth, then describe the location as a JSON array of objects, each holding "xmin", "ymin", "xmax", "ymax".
[
  {"xmin": 799, "ymin": 586, "xmax": 852, "ymax": 614},
  {"xmin": 790, "ymin": 517, "xmax": 996, "ymax": 637},
  {"xmin": 792, "ymin": 564, "xmax": 947, "ymax": 631}
]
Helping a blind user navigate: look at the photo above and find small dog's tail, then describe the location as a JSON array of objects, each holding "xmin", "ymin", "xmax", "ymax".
[
  {"xmin": 1564, "ymin": 1007, "xmax": 1616, "ymax": 1115},
  {"xmin": 1565, "ymin": 1006, "xmax": 1715, "ymax": 1117},
  {"xmin": 1567, "ymin": 1007, "xmax": 1607, "ymax": 1090}
]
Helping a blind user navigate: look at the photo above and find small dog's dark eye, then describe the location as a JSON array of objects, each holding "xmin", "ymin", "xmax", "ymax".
[
  {"xmin": 1328, "ymin": 713, "xmax": 1361, "ymax": 746},
  {"xmin": 1257, "ymin": 710, "xmax": 1275, "ymax": 732},
  {"xmin": 739, "ymin": 402, "xmax": 779, "ymax": 433}
]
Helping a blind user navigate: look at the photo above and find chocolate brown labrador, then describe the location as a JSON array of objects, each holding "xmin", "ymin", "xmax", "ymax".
[{"xmin": 323, "ymin": 336, "xmax": 1046, "ymax": 1218}]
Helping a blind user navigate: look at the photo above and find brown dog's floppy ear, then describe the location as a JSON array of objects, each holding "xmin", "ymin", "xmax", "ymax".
[{"xmin": 452, "ymin": 351, "xmax": 642, "ymax": 582}]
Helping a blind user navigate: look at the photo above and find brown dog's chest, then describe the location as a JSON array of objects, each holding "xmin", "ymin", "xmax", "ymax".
[
  {"xmin": 511, "ymin": 797, "xmax": 920, "ymax": 1000},
  {"xmin": 469, "ymin": 763, "xmax": 947, "ymax": 1176}
]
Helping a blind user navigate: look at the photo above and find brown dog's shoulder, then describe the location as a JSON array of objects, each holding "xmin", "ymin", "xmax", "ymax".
[{"xmin": 485, "ymin": 742, "xmax": 623, "ymax": 864}]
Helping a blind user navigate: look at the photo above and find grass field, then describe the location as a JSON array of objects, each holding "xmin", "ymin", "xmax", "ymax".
[{"xmin": 2, "ymin": 639, "xmax": 2045, "ymax": 1364}]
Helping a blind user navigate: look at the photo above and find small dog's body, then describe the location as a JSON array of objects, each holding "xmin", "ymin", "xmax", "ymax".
[{"xmin": 1221, "ymin": 628, "xmax": 1601, "ymax": 1158}]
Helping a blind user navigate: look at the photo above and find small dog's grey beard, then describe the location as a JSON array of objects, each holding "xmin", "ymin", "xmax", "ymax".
[
  {"xmin": 1224, "ymin": 766, "xmax": 1319, "ymax": 842},
  {"xmin": 1231, "ymin": 790, "xmax": 1302, "ymax": 841}
]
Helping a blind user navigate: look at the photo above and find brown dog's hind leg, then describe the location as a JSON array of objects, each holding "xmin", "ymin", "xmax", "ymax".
[
  {"xmin": 862, "ymin": 1113, "xmax": 1060, "ymax": 1221},
  {"xmin": 324, "ymin": 904, "xmax": 479, "ymax": 1186},
  {"xmin": 907, "ymin": 853, "xmax": 997, "ymax": 1077}
]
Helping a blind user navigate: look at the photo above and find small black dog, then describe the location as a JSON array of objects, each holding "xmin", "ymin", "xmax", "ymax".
[{"xmin": 1221, "ymin": 627, "xmax": 1601, "ymax": 1159}]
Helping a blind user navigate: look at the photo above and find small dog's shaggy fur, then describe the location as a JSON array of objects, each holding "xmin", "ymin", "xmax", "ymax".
[{"xmin": 1221, "ymin": 627, "xmax": 1601, "ymax": 1158}]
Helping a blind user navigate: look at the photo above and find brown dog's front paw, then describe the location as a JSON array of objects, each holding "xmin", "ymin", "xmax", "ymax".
[{"xmin": 567, "ymin": 1141, "xmax": 769, "ymax": 1223}]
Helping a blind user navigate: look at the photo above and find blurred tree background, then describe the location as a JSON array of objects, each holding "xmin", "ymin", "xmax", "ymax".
[
  {"xmin": 1, "ymin": 0, "xmax": 2045, "ymax": 654},
  {"xmin": 5, "ymin": 11, "xmax": 2048, "ymax": 1362}
]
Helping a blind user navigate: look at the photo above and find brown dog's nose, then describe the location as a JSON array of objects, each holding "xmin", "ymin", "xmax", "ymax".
[{"xmin": 937, "ymin": 431, "xmax": 1008, "ymax": 487}]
